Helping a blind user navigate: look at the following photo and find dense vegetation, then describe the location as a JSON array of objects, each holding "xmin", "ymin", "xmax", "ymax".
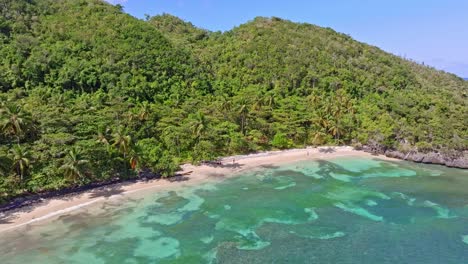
[{"xmin": 0, "ymin": 0, "xmax": 466, "ymax": 203}]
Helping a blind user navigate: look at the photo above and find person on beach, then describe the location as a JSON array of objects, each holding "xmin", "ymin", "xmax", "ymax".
[{"xmin": 233, "ymin": 158, "xmax": 235, "ymax": 164}]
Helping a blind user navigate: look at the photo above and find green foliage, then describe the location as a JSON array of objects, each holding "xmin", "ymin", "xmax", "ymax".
[
  {"xmin": 192, "ymin": 140, "xmax": 217, "ymax": 163},
  {"xmin": 271, "ymin": 133, "xmax": 291, "ymax": 149},
  {"xmin": 156, "ymin": 151, "xmax": 180, "ymax": 178},
  {"xmin": 0, "ymin": 0, "xmax": 466, "ymax": 203}
]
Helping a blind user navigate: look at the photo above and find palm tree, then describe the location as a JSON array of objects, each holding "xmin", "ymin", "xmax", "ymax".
[
  {"xmin": 306, "ymin": 94, "xmax": 320, "ymax": 106},
  {"xmin": 312, "ymin": 131, "xmax": 327, "ymax": 146},
  {"xmin": 9, "ymin": 145, "xmax": 31, "ymax": 182},
  {"xmin": 218, "ymin": 95, "xmax": 232, "ymax": 120},
  {"xmin": 263, "ymin": 94, "xmax": 276, "ymax": 109},
  {"xmin": 97, "ymin": 131, "xmax": 110, "ymax": 145},
  {"xmin": 328, "ymin": 90, "xmax": 353, "ymax": 144},
  {"xmin": 237, "ymin": 100, "xmax": 249, "ymax": 135},
  {"xmin": 0, "ymin": 103, "xmax": 32, "ymax": 143},
  {"xmin": 220, "ymin": 96, "xmax": 232, "ymax": 112},
  {"xmin": 137, "ymin": 101, "xmax": 151, "ymax": 121},
  {"xmin": 191, "ymin": 112, "xmax": 207, "ymax": 141},
  {"xmin": 128, "ymin": 149, "xmax": 140, "ymax": 170},
  {"xmin": 96, "ymin": 126, "xmax": 111, "ymax": 143},
  {"xmin": 112, "ymin": 126, "xmax": 132, "ymax": 158},
  {"xmin": 60, "ymin": 148, "xmax": 89, "ymax": 185},
  {"xmin": 314, "ymin": 110, "xmax": 329, "ymax": 131},
  {"xmin": 311, "ymin": 109, "xmax": 331, "ymax": 146},
  {"xmin": 96, "ymin": 127, "xmax": 114, "ymax": 155},
  {"xmin": 327, "ymin": 120, "xmax": 344, "ymax": 145},
  {"xmin": 252, "ymin": 94, "xmax": 264, "ymax": 111}
]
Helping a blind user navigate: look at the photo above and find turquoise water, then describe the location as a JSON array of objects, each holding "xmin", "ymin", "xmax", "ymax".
[{"xmin": 1, "ymin": 156, "xmax": 468, "ymax": 263}]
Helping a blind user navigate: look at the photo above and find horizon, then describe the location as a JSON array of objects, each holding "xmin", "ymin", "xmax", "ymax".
[{"xmin": 105, "ymin": 0, "xmax": 468, "ymax": 78}]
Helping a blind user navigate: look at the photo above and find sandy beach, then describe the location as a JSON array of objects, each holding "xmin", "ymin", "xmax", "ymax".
[{"xmin": 0, "ymin": 146, "xmax": 395, "ymax": 233}]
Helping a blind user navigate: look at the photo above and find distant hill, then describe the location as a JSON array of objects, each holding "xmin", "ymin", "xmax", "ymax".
[{"xmin": 0, "ymin": 0, "xmax": 466, "ymax": 202}]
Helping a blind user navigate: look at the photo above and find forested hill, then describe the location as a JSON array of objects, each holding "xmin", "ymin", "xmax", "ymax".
[
  {"xmin": 0, "ymin": 0, "xmax": 466, "ymax": 203},
  {"xmin": 151, "ymin": 15, "xmax": 467, "ymax": 152}
]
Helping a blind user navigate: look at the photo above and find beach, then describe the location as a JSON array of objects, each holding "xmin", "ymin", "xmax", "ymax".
[{"xmin": 0, "ymin": 146, "xmax": 393, "ymax": 233}]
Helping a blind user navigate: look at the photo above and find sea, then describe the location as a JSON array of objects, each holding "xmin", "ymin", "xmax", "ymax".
[{"xmin": 1, "ymin": 156, "xmax": 467, "ymax": 263}]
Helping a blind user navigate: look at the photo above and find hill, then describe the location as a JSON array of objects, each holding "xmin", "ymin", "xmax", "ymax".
[
  {"xmin": 151, "ymin": 15, "xmax": 467, "ymax": 153},
  {"xmin": 0, "ymin": 0, "xmax": 466, "ymax": 203}
]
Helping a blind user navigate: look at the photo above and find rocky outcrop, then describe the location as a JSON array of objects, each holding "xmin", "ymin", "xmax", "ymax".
[
  {"xmin": 445, "ymin": 156, "xmax": 468, "ymax": 168},
  {"xmin": 362, "ymin": 146, "xmax": 468, "ymax": 169}
]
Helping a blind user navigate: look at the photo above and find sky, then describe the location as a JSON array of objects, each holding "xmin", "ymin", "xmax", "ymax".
[{"xmin": 105, "ymin": 0, "xmax": 468, "ymax": 77}]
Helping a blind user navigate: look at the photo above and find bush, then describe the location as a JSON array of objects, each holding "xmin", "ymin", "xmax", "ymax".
[
  {"xmin": 192, "ymin": 140, "xmax": 217, "ymax": 163},
  {"xmin": 156, "ymin": 151, "xmax": 180, "ymax": 177},
  {"xmin": 229, "ymin": 132, "xmax": 251, "ymax": 154},
  {"xmin": 271, "ymin": 133, "xmax": 291, "ymax": 149}
]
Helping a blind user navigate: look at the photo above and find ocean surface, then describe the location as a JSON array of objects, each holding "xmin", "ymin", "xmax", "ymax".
[{"xmin": 1, "ymin": 156, "xmax": 467, "ymax": 263}]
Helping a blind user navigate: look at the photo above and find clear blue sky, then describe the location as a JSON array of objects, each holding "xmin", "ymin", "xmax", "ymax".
[{"xmin": 106, "ymin": 0, "xmax": 468, "ymax": 77}]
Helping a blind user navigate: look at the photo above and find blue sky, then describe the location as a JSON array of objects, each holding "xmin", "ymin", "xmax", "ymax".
[{"xmin": 105, "ymin": 0, "xmax": 468, "ymax": 77}]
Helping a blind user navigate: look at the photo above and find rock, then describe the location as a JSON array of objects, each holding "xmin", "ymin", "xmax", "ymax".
[
  {"xmin": 407, "ymin": 152, "xmax": 425, "ymax": 162},
  {"xmin": 363, "ymin": 146, "xmax": 468, "ymax": 169},
  {"xmin": 421, "ymin": 152, "xmax": 446, "ymax": 165},
  {"xmin": 384, "ymin": 150, "xmax": 406, "ymax": 160},
  {"xmin": 445, "ymin": 157, "xmax": 468, "ymax": 169}
]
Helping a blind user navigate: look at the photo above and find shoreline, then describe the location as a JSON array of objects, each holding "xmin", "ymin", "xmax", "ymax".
[{"xmin": 0, "ymin": 146, "xmax": 397, "ymax": 233}]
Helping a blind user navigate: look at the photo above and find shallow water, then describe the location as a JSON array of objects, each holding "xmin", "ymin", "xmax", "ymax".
[{"xmin": 1, "ymin": 156, "xmax": 467, "ymax": 263}]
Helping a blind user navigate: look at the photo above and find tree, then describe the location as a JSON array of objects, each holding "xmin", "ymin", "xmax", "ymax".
[
  {"xmin": 8, "ymin": 145, "xmax": 31, "ymax": 182},
  {"xmin": 237, "ymin": 100, "xmax": 249, "ymax": 135},
  {"xmin": 128, "ymin": 148, "xmax": 140, "ymax": 170},
  {"xmin": 97, "ymin": 128, "xmax": 111, "ymax": 146},
  {"xmin": 137, "ymin": 102, "xmax": 151, "ymax": 122},
  {"xmin": 0, "ymin": 103, "xmax": 32, "ymax": 143},
  {"xmin": 60, "ymin": 148, "xmax": 89, "ymax": 185},
  {"xmin": 115, "ymin": 4, "xmax": 123, "ymax": 11},
  {"xmin": 190, "ymin": 111, "xmax": 207, "ymax": 141},
  {"xmin": 218, "ymin": 95, "xmax": 232, "ymax": 120},
  {"xmin": 328, "ymin": 90, "xmax": 353, "ymax": 144},
  {"xmin": 112, "ymin": 126, "xmax": 132, "ymax": 159},
  {"xmin": 327, "ymin": 120, "xmax": 344, "ymax": 145},
  {"xmin": 314, "ymin": 110, "xmax": 329, "ymax": 132}
]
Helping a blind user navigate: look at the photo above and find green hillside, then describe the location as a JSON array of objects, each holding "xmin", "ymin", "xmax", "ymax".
[
  {"xmin": 0, "ymin": 0, "xmax": 466, "ymax": 203},
  {"xmin": 151, "ymin": 15, "xmax": 467, "ymax": 152}
]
